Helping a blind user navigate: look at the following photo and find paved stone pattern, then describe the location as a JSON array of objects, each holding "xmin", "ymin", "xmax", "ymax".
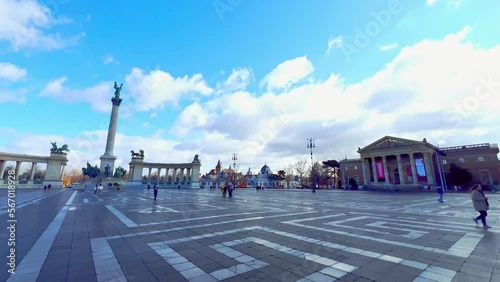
[{"xmin": 1, "ymin": 188, "xmax": 499, "ymax": 281}]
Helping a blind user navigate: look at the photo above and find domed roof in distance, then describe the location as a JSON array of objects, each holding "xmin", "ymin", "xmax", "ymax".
[{"xmin": 260, "ymin": 164, "xmax": 271, "ymax": 174}]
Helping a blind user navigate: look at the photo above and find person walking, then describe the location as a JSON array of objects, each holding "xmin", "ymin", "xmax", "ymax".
[
  {"xmin": 437, "ymin": 186, "xmax": 444, "ymax": 203},
  {"xmin": 153, "ymin": 184, "xmax": 158, "ymax": 200},
  {"xmin": 222, "ymin": 184, "xmax": 227, "ymax": 197},
  {"xmin": 471, "ymin": 184, "xmax": 491, "ymax": 228},
  {"xmin": 97, "ymin": 183, "xmax": 103, "ymax": 196},
  {"xmin": 228, "ymin": 184, "xmax": 233, "ymax": 197}
]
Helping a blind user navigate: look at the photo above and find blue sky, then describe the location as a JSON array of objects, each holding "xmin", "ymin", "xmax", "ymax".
[{"xmin": 1, "ymin": 0, "xmax": 499, "ymax": 174}]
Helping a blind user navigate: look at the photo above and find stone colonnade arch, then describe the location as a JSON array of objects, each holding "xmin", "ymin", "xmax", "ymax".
[
  {"xmin": 128, "ymin": 154, "xmax": 201, "ymax": 188},
  {"xmin": 0, "ymin": 152, "xmax": 68, "ymax": 188}
]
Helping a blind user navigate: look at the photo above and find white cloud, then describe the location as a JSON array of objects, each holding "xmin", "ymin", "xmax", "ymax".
[
  {"xmin": 0, "ymin": 89, "xmax": 27, "ymax": 103},
  {"xmin": 0, "ymin": 0, "xmax": 84, "ymax": 51},
  {"xmin": 0, "ymin": 62, "xmax": 27, "ymax": 81},
  {"xmin": 3, "ymin": 26, "xmax": 500, "ymax": 176},
  {"xmin": 216, "ymin": 68, "xmax": 252, "ymax": 94},
  {"xmin": 260, "ymin": 56, "xmax": 314, "ymax": 91},
  {"xmin": 426, "ymin": 0, "xmax": 437, "ymax": 6},
  {"xmin": 379, "ymin": 43, "xmax": 398, "ymax": 51},
  {"xmin": 326, "ymin": 36, "xmax": 343, "ymax": 55},
  {"xmin": 125, "ymin": 67, "xmax": 213, "ymax": 111},
  {"xmin": 103, "ymin": 55, "xmax": 118, "ymax": 65},
  {"xmin": 426, "ymin": 0, "xmax": 461, "ymax": 7},
  {"xmin": 167, "ymin": 25, "xmax": 500, "ymax": 173},
  {"xmin": 0, "ymin": 62, "xmax": 27, "ymax": 103},
  {"xmin": 447, "ymin": 0, "xmax": 461, "ymax": 7},
  {"xmin": 39, "ymin": 77, "xmax": 114, "ymax": 112}
]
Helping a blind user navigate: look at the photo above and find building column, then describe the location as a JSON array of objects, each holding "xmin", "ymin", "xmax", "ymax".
[
  {"xmin": 129, "ymin": 166, "xmax": 134, "ymax": 181},
  {"xmin": 382, "ymin": 156, "xmax": 390, "ymax": 184},
  {"xmin": 423, "ymin": 153, "xmax": 436, "ymax": 185},
  {"xmin": 361, "ymin": 158, "xmax": 368, "ymax": 185},
  {"xmin": 409, "ymin": 153, "xmax": 418, "ymax": 184},
  {"xmin": 371, "ymin": 157, "xmax": 378, "ymax": 184},
  {"xmin": 0, "ymin": 160, "xmax": 6, "ymax": 180},
  {"xmin": 14, "ymin": 161, "xmax": 21, "ymax": 179},
  {"xmin": 147, "ymin": 167, "xmax": 152, "ymax": 182},
  {"xmin": 172, "ymin": 168, "xmax": 177, "ymax": 182},
  {"xmin": 396, "ymin": 155, "xmax": 404, "ymax": 184},
  {"xmin": 59, "ymin": 164, "xmax": 66, "ymax": 180},
  {"xmin": 157, "ymin": 168, "xmax": 161, "ymax": 181},
  {"xmin": 186, "ymin": 168, "xmax": 192, "ymax": 181},
  {"xmin": 28, "ymin": 162, "xmax": 37, "ymax": 180}
]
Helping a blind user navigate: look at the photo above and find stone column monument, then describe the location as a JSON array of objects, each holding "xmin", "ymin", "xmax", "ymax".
[{"xmin": 100, "ymin": 82, "xmax": 123, "ymax": 177}]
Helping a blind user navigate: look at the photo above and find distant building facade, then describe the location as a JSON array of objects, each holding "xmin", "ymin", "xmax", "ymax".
[{"xmin": 339, "ymin": 136, "xmax": 500, "ymax": 190}]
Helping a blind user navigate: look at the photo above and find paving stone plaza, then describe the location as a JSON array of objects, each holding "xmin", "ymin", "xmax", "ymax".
[{"xmin": 1, "ymin": 188, "xmax": 499, "ymax": 282}]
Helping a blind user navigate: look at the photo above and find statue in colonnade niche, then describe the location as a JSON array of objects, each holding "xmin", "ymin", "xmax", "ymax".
[{"xmin": 168, "ymin": 175, "xmax": 172, "ymax": 182}]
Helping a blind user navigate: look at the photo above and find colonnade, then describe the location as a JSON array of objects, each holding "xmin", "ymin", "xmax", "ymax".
[
  {"xmin": 129, "ymin": 167, "xmax": 194, "ymax": 183},
  {"xmin": 360, "ymin": 151, "xmax": 436, "ymax": 186},
  {"xmin": 0, "ymin": 152, "xmax": 68, "ymax": 188},
  {"xmin": 128, "ymin": 154, "xmax": 202, "ymax": 188}
]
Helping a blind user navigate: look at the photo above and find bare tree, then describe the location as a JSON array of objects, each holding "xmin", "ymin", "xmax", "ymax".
[
  {"xmin": 284, "ymin": 165, "xmax": 294, "ymax": 188},
  {"xmin": 293, "ymin": 159, "xmax": 309, "ymax": 187}
]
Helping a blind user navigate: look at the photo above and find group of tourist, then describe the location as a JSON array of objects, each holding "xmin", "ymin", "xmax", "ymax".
[{"xmin": 221, "ymin": 183, "xmax": 233, "ymax": 197}]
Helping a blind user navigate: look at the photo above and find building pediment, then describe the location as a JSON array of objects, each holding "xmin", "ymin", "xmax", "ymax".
[{"xmin": 358, "ymin": 136, "xmax": 431, "ymax": 153}]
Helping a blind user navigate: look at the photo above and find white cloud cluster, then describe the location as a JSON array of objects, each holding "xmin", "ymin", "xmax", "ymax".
[
  {"xmin": 0, "ymin": 62, "xmax": 27, "ymax": 102},
  {"xmin": 216, "ymin": 68, "xmax": 252, "ymax": 95},
  {"xmin": 125, "ymin": 68, "xmax": 213, "ymax": 111},
  {"xmin": 0, "ymin": 62, "xmax": 27, "ymax": 81},
  {"xmin": 0, "ymin": 0, "xmax": 84, "ymax": 51},
  {"xmin": 260, "ymin": 56, "xmax": 314, "ymax": 91},
  {"xmin": 2, "ymin": 26, "xmax": 500, "ymax": 176},
  {"xmin": 39, "ymin": 76, "xmax": 114, "ymax": 112},
  {"xmin": 326, "ymin": 36, "xmax": 343, "ymax": 55}
]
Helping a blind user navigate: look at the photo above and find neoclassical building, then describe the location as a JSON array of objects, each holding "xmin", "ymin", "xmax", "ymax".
[{"xmin": 340, "ymin": 136, "xmax": 500, "ymax": 190}]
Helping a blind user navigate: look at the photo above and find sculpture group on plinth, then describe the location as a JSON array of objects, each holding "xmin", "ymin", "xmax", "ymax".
[
  {"xmin": 50, "ymin": 141, "xmax": 70, "ymax": 154},
  {"xmin": 131, "ymin": 149, "xmax": 145, "ymax": 158}
]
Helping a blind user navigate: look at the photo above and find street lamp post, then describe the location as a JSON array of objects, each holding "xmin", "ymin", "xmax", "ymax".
[
  {"xmin": 307, "ymin": 138, "xmax": 316, "ymax": 193},
  {"xmin": 232, "ymin": 153, "xmax": 237, "ymax": 187},
  {"xmin": 435, "ymin": 146, "xmax": 447, "ymax": 191}
]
